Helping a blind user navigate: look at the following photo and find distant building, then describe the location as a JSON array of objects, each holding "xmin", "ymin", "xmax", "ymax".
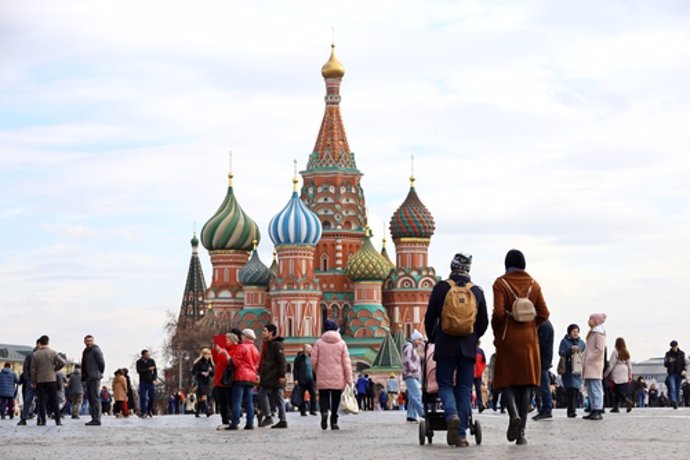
[{"xmin": 0, "ymin": 343, "xmax": 75, "ymax": 376}]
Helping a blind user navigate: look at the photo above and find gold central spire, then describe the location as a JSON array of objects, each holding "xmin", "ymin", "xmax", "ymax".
[{"xmin": 321, "ymin": 43, "xmax": 345, "ymax": 79}]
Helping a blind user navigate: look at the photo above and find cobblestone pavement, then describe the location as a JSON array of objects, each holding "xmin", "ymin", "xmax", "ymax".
[{"xmin": 2, "ymin": 408, "xmax": 689, "ymax": 459}]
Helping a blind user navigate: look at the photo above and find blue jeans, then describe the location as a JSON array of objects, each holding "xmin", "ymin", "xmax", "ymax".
[
  {"xmin": 636, "ymin": 390, "xmax": 645, "ymax": 408},
  {"xmin": 232, "ymin": 383, "xmax": 255, "ymax": 428},
  {"xmin": 585, "ymin": 379, "xmax": 603, "ymax": 411},
  {"xmin": 539, "ymin": 369, "xmax": 553, "ymax": 414},
  {"xmin": 404, "ymin": 377, "xmax": 424, "ymax": 420},
  {"xmin": 667, "ymin": 374, "xmax": 682, "ymax": 403},
  {"xmin": 21, "ymin": 384, "xmax": 36, "ymax": 420},
  {"xmin": 436, "ymin": 355, "xmax": 474, "ymax": 438},
  {"xmin": 139, "ymin": 382, "xmax": 155, "ymax": 415}
]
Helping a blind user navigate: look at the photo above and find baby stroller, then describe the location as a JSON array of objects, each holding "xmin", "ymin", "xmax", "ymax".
[{"xmin": 419, "ymin": 341, "xmax": 481, "ymax": 446}]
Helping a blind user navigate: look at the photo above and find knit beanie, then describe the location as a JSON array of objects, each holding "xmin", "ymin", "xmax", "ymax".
[
  {"xmin": 504, "ymin": 249, "xmax": 526, "ymax": 270},
  {"xmin": 567, "ymin": 323, "xmax": 580, "ymax": 335},
  {"xmin": 450, "ymin": 253, "xmax": 472, "ymax": 273},
  {"xmin": 324, "ymin": 319, "xmax": 339, "ymax": 332},
  {"xmin": 589, "ymin": 313, "xmax": 607, "ymax": 327}
]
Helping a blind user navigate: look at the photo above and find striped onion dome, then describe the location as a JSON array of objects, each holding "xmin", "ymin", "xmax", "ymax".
[
  {"xmin": 389, "ymin": 180, "xmax": 435, "ymax": 239},
  {"xmin": 238, "ymin": 245, "xmax": 271, "ymax": 287},
  {"xmin": 345, "ymin": 230, "xmax": 391, "ymax": 281},
  {"xmin": 268, "ymin": 180, "xmax": 322, "ymax": 246},
  {"xmin": 201, "ymin": 173, "xmax": 260, "ymax": 251}
]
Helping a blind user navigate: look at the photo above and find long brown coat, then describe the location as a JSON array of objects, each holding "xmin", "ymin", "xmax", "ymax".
[
  {"xmin": 491, "ymin": 270, "xmax": 549, "ymax": 389},
  {"xmin": 112, "ymin": 374, "xmax": 128, "ymax": 402}
]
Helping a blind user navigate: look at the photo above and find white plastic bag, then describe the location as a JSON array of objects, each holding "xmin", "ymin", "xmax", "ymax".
[{"xmin": 340, "ymin": 384, "xmax": 359, "ymax": 415}]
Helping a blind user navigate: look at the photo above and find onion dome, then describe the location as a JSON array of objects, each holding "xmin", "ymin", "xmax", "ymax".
[
  {"xmin": 201, "ymin": 172, "xmax": 260, "ymax": 251},
  {"xmin": 196, "ymin": 305, "xmax": 224, "ymax": 336},
  {"xmin": 345, "ymin": 229, "xmax": 391, "ymax": 281},
  {"xmin": 238, "ymin": 242, "xmax": 271, "ymax": 287},
  {"xmin": 321, "ymin": 44, "xmax": 345, "ymax": 79},
  {"xmin": 191, "ymin": 232, "xmax": 199, "ymax": 248},
  {"xmin": 269, "ymin": 175, "xmax": 322, "ymax": 246},
  {"xmin": 389, "ymin": 177, "xmax": 435, "ymax": 239}
]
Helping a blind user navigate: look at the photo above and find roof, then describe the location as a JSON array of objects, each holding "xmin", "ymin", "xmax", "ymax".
[
  {"xmin": 0, "ymin": 344, "xmax": 34, "ymax": 362},
  {"xmin": 371, "ymin": 332, "xmax": 402, "ymax": 369}
]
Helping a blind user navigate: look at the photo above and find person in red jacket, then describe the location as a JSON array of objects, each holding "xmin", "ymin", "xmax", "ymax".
[
  {"xmin": 228, "ymin": 329, "xmax": 260, "ymax": 430},
  {"xmin": 212, "ymin": 329, "xmax": 241, "ymax": 429},
  {"xmin": 474, "ymin": 341, "xmax": 487, "ymax": 413}
]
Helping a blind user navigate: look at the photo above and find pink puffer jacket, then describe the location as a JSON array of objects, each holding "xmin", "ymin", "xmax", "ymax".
[{"xmin": 312, "ymin": 331, "xmax": 353, "ymax": 390}]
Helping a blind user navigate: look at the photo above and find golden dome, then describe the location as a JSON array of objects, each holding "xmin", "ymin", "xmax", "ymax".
[{"xmin": 321, "ymin": 44, "xmax": 345, "ymax": 79}]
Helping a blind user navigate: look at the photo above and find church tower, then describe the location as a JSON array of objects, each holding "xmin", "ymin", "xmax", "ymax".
[
  {"xmin": 200, "ymin": 169, "xmax": 260, "ymax": 322},
  {"xmin": 300, "ymin": 44, "xmax": 367, "ymax": 328},
  {"xmin": 268, "ymin": 168, "xmax": 323, "ymax": 345},
  {"xmin": 177, "ymin": 232, "xmax": 208, "ymax": 323},
  {"xmin": 383, "ymin": 175, "xmax": 439, "ymax": 337}
]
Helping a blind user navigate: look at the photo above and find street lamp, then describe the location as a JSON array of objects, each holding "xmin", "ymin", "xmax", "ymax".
[{"xmin": 178, "ymin": 351, "xmax": 190, "ymax": 390}]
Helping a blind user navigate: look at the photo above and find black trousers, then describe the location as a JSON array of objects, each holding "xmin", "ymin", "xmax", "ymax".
[
  {"xmin": 36, "ymin": 382, "xmax": 59, "ymax": 424},
  {"xmin": 566, "ymin": 387, "xmax": 579, "ymax": 415},
  {"xmin": 299, "ymin": 380, "xmax": 317, "ymax": 414},
  {"xmin": 319, "ymin": 389, "xmax": 342, "ymax": 417},
  {"xmin": 214, "ymin": 386, "xmax": 232, "ymax": 424}
]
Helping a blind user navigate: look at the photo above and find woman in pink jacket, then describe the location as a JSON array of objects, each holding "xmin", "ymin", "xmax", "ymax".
[{"xmin": 312, "ymin": 319, "xmax": 353, "ymax": 431}]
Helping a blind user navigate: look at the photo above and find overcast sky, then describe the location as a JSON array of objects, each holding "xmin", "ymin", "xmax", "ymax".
[{"xmin": 2, "ymin": 0, "xmax": 689, "ymax": 380}]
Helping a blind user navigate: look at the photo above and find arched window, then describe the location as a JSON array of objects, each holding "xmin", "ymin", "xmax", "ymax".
[{"xmin": 330, "ymin": 304, "xmax": 340, "ymax": 320}]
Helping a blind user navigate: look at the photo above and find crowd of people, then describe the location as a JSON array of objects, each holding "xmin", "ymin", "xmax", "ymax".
[{"xmin": 2, "ymin": 248, "xmax": 688, "ymax": 452}]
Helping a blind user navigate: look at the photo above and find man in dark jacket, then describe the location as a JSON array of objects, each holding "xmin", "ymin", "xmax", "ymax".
[
  {"xmin": 258, "ymin": 323, "xmax": 287, "ymax": 428},
  {"xmin": 533, "ymin": 319, "xmax": 554, "ymax": 420},
  {"xmin": 664, "ymin": 340, "xmax": 686, "ymax": 409},
  {"xmin": 293, "ymin": 344, "xmax": 317, "ymax": 416},
  {"xmin": 136, "ymin": 349, "xmax": 158, "ymax": 417},
  {"xmin": 81, "ymin": 335, "xmax": 105, "ymax": 426},
  {"xmin": 424, "ymin": 252, "xmax": 488, "ymax": 448}
]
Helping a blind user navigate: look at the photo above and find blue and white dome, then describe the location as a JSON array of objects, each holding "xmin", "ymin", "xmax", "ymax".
[{"xmin": 269, "ymin": 190, "xmax": 322, "ymax": 246}]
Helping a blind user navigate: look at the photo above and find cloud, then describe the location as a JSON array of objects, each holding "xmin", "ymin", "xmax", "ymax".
[{"xmin": 2, "ymin": 0, "xmax": 690, "ymax": 374}]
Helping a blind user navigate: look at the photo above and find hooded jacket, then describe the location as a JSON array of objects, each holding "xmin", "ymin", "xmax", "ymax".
[
  {"xmin": 0, "ymin": 367, "xmax": 19, "ymax": 397},
  {"xmin": 231, "ymin": 341, "xmax": 260, "ymax": 384},
  {"xmin": 312, "ymin": 330, "xmax": 353, "ymax": 390}
]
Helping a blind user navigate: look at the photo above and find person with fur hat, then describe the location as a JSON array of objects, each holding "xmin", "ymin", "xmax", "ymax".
[
  {"xmin": 582, "ymin": 313, "xmax": 607, "ymax": 420},
  {"xmin": 558, "ymin": 323, "xmax": 586, "ymax": 418},
  {"xmin": 227, "ymin": 328, "xmax": 260, "ymax": 430},
  {"xmin": 312, "ymin": 319, "xmax": 353, "ymax": 430},
  {"xmin": 402, "ymin": 329, "xmax": 426, "ymax": 423},
  {"xmin": 424, "ymin": 252, "xmax": 489, "ymax": 447},
  {"xmin": 491, "ymin": 249, "xmax": 549, "ymax": 445},
  {"xmin": 664, "ymin": 339, "xmax": 686, "ymax": 409}
]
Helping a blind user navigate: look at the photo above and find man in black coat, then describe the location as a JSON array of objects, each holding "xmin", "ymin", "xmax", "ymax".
[
  {"xmin": 664, "ymin": 340, "xmax": 686, "ymax": 409},
  {"xmin": 136, "ymin": 349, "xmax": 158, "ymax": 417},
  {"xmin": 293, "ymin": 344, "xmax": 317, "ymax": 416},
  {"xmin": 424, "ymin": 253, "xmax": 488, "ymax": 447},
  {"xmin": 533, "ymin": 319, "xmax": 554, "ymax": 420},
  {"xmin": 81, "ymin": 335, "xmax": 105, "ymax": 426},
  {"xmin": 258, "ymin": 324, "xmax": 287, "ymax": 428}
]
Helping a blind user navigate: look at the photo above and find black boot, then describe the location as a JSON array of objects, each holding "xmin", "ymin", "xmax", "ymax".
[
  {"xmin": 330, "ymin": 414, "xmax": 339, "ymax": 430},
  {"xmin": 515, "ymin": 387, "xmax": 530, "ymax": 445},
  {"xmin": 321, "ymin": 412, "xmax": 328, "ymax": 430},
  {"xmin": 502, "ymin": 388, "xmax": 521, "ymax": 442}
]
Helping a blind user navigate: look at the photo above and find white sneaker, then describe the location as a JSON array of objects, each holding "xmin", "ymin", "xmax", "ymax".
[{"xmin": 216, "ymin": 424, "xmax": 229, "ymax": 431}]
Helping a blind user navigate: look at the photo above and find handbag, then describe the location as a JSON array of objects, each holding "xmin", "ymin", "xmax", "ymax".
[
  {"xmin": 220, "ymin": 358, "xmax": 235, "ymax": 386},
  {"xmin": 557, "ymin": 355, "xmax": 567, "ymax": 375},
  {"xmin": 571, "ymin": 351, "xmax": 583, "ymax": 376},
  {"xmin": 340, "ymin": 384, "xmax": 359, "ymax": 415}
]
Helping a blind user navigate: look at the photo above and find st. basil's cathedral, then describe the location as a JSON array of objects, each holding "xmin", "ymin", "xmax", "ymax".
[{"xmin": 176, "ymin": 45, "xmax": 439, "ymax": 375}]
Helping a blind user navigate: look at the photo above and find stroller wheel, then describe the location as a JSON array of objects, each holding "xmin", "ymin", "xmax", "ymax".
[
  {"xmin": 418, "ymin": 419, "xmax": 426, "ymax": 445},
  {"xmin": 474, "ymin": 420, "xmax": 482, "ymax": 445}
]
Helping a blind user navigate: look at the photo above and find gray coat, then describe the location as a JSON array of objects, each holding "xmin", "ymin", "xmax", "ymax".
[
  {"xmin": 81, "ymin": 344, "xmax": 105, "ymax": 381},
  {"xmin": 30, "ymin": 347, "xmax": 65, "ymax": 384}
]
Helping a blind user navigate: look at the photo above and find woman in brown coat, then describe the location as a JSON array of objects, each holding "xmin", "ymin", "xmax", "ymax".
[
  {"xmin": 491, "ymin": 249, "xmax": 549, "ymax": 446},
  {"xmin": 112, "ymin": 369, "xmax": 128, "ymax": 417}
]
